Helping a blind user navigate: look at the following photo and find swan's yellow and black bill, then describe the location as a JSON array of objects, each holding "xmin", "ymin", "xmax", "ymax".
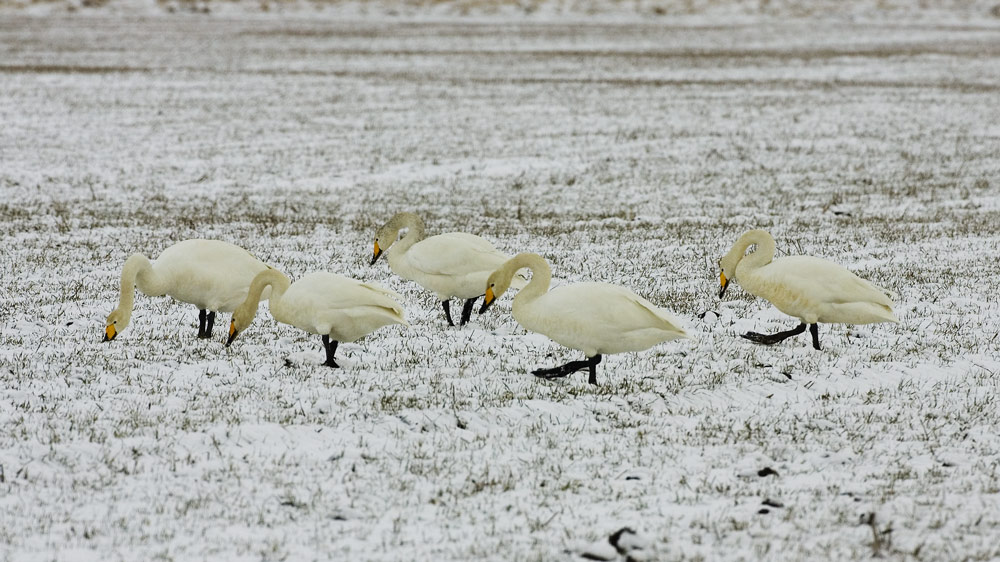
[
  {"xmin": 103, "ymin": 324, "xmax": 117, "ymax": 342},
  {"xmin": 718, "ymin": 271, "xmax": 730, "ymax": 299},
  {"xmin": 225, "ymin": 320, "xmax": 239, "ymax": 347},
  {"xmin": 370, "ymin": 241, "xmax": 384, "ymax": 266},
  {"xmin": 479, "ymin": 287, "xmax": 495, "ymax": 314}
]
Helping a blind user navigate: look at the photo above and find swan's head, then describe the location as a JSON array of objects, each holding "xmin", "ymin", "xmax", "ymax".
[
  {"xmin": 370, "ymin": 225, "xmax": 396, "ymax": 266},
  {"xmin": 225, "ymin": 307, "xmax": 255, "ymax": 347},
  {"xmin": 103, "ymin": 308, "xmax": 130, "ymax": 342},
  {"xmin": 718, "ymin": 255, "xmax": 737, "ymax": 299},
  {"xmin": 479, "ymin": 270, "xmax": 512, "ymax": 315}
]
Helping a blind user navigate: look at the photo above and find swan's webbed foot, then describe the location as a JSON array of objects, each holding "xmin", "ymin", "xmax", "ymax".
[
  {"xmin": 741, "ymin": 323, "xmax": 807, "ymax": 346},
  {"xmin": 532, "ymin": 354, "xmax": 603, "ymax": 385},
  {"xmin": 459, "ymin": 297, "xmax": 478, "ymax": 326},
  {"xmin": 442, "ymin": 300, "xmax": 455, "ymax": 327},
  {"xmin": 322, "ymin": 335, "xmax": 340, "ymax": 368}
]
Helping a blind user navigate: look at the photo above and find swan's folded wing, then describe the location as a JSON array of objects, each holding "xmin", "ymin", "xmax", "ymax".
[
  {"xmin": 773, "ymin": 257, "xmax": 895, "ymax": 307},
  {"xmin": 404, "ymin": 233, "xmax": 510, "ymax": 276},
  {"xmin": 538, "ymin": 283, "xmax": 689, "ymax": 338},
  {"xmin": 284, "ymin": 274, "xmax": 408, "ymax": 326}
]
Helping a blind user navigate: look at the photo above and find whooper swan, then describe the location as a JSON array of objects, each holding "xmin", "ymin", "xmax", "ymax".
[
  {"xmin": 225, "ymin": 269, "xmax": 408, "ymax": 368},
  {"xmin": 718, "ymin": 229, "xmax": 898, "ymax": 350},
  {"xmin": 104, "ymin": 239, "xmax": 271, "ymax": 342},
  {"xmin": 371, "ymin": 212, "xmax": 525, "ymax": 326},
  {"xmin": 479, "ymin": 253, "xmax": 689, "ymax": 385}
]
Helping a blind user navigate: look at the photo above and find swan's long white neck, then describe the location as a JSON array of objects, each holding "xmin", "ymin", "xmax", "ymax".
[
  {"xmin": 113, "ymin": 253, "xmax": 167, "ymax": 326},
  {"xmin": 385, "ymin": 212, "xmax": 426, "ymax": 260},
  {"xmin": 246, "ymin": 269, "xmax": 290, "ymax": 316},
  {"xmin": 728, "ymin": 229, "xmax": 776, "ymax": 275},
  {"xmin": 504, "ymin": 253, "xmax": 551, "ymax": 306}
]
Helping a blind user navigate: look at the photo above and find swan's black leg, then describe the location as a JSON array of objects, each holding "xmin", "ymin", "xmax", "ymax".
[
  {"xmin": 810, "ymin": 324, "xmax": 821, "ymax": 350},
  {"xmin": 534, "ymin": 354, "xmax": 603, "ymax": 385},
  {"xmin": 442, "ymin": 300, "xmax": 455, "ymax": 326},
  {"xmin": 459, "ymin": 297, "xmax": 478, "ymax": 326},
  {"xmin": 322, "ymin": 335, "xmax": 340, "ymax": 368},
  {"xmin": 587, "ymin": 354, "xmax": 603, "ymax": 386},
  {"xmin": 197, "ymin": 309, "xmax": 208, "ymax": 339},
  {"xmin": 204, "ymin": 311, "xmax": 216, "ymax": 338},
  {"xmin": 742, "ymin": 323, "xmax": 807, "ymax": 345}
]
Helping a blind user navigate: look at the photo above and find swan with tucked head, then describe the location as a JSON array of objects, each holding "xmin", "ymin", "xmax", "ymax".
[
  {"xmin": 104, "ymin": 239, "xmax": 271, "ymax": 342},
  {"xmin": 226, "ymin": 269, "xmax": 408, "ymax": 368},
  {"xmin": 479, "ymin": 253, "xmax": 689, "ymax": 385},
  {"xmin": 718, "ymin": 229, "xmax": 898, "ymax": 350},
  {"xmin": 371, "ymin": 212, "xmax": 526, "ymax": 326}
]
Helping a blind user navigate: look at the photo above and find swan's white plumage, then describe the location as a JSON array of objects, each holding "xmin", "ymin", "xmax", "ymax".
[
  {"xmin": 486, "ymin": 253, "xmax": 689, "ymax": 358},
  {"xmin": 374, "ymin": 212, "xmax": 526, "ymax": 301},
  {"xmin": 720, "ymin": 230, "xmax": 898, "ymax": 325},
  {"xmin": 515, "ymin": 281, "xmax": 690, "ymax": 357},
  {"xmin": 231, "ymin": 269, "xmax": 407, "ymax": 345},
  {"xmin": 105, "ymin": 239, "xmax": 270, "ymax": 337},
  {"xmin": 270, "ymin": 272, "xmax": 408, "ymax": 343},
  {"xmin": 151, "ymin": 239, "xmax": 272, "ymax": 311}
]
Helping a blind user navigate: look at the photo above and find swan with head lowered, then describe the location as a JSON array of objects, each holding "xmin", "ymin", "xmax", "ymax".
[
  {"xmin": 478, "ymin": 253, "xmax": 690, "ymax": 385},
  {"xmin": 370, "ymin": 212, "xmax": 526, "ymax": 326},
  {"xmin": 225, "ymin": 269, "xmax": 408, "ymax": 368},
  {"xmin": 718, "ymin": 229, "xmax": 898, "ymax": 350},
  {"xmin": 104, "ymin": 239, "xmax": 271, "ymax": 342}
]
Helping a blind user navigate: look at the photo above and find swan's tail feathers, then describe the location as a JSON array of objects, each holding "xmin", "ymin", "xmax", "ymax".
[
  {"xmin": 661, "ymin": 321, "xmax": 694, "ymax": 341},
  {"xmin": 882, "ymin": 305, "xmax": 900, "ymax": 324},
  {"xmin": 674, "ymin": 327, "xmax": 695, "ymax": 341},
  {"xmin": 360, "ymin": 282, "xmax": 405, "ymax": 303}
]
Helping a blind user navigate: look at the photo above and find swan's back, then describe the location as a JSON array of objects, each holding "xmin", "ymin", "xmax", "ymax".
[
  {"xmin": 392, "ymin": 232, "xmax": 515, "ymax": 299},
  {"xmin": 153, "ymin": 239, "xmax": 270, "ymax": 311},
  {"xmin": 276, "ymin": 272, "xmax": 407, "ymax": 342},
  {"xmin": 746, "ymin": 256, "xmax": 897, "ymax": 324},
  {"xmin": 514, "ymin": 282, "xmax": 688, "ymax": 356}
]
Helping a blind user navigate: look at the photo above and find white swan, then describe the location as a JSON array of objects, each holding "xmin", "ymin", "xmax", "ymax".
[
  {"xmin": 479, "ymin": 253, "xmax": 690, "ymax": 385},
  {"xmin": 226, "ymin": 269, "xmax": 408, "ymax": 368},
  {"xmin": 104, "ymin": 239, "xmax": 271, "ymax": 342},
  {"xmin": 718, "ymin": 229, "xmax": 898, "ymax": 350},
  {"xmin": 371, "ymin": 212, "xmax": 526, "ymax": 326}
]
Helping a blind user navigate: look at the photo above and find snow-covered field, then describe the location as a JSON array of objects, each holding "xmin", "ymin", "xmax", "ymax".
[{"xmin": 2, "ymin": 11, "xmax": 1000, "ymax": 561}]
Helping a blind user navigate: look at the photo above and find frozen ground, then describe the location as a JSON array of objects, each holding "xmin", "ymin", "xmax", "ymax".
[{"xmin": 1, "ymin": 11, "xmax": 1000, "ymax": 562}]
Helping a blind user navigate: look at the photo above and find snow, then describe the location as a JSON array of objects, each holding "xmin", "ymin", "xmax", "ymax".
[{"xmin": 1, "ymin": 6, "xmax": 1000, "ymax": 561}]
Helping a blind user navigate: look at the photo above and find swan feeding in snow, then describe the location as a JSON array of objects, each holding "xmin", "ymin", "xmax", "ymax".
[
  {"xmin": 479, "ymin": 253, "xmax": 690, "ymax": 385},
  {"xmin": 104, "ymin": 239, "xmax": 271, "ymax": 342},
  {"xmin": 718, "ymin": 229, "xmax": 898, "ymax": 350},
  {"xmin": 225, "ymin": 269, "xmax": 408, "ymax": 368},
  {"xmin": 371, "ymin": 211, "xmax": 525, "ymax": 326}
]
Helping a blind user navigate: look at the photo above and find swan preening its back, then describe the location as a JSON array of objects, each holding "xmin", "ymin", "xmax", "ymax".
[
  {"xmin": 226, "ymin": 269, "xmax": 408, "ymax": 368},
  {"xmin": 104, "ymin": 239, "xmax": 271, "ymax": 342},
  {"xmin": 718, "ymin": 229, "xmax": 898, "ymax": 350},
  {"xmin": 371, "ymin": 212, "xmax": 526, "ymax": 326},
  {"xmin": 479, "ymin": 253, "xmax": 690, "ymax": 385}
]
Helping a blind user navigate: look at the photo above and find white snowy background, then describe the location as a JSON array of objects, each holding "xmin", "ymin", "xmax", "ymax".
[{"xmin": 1, "ymin": 2, "xmax": 999, "ymax": 560}]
